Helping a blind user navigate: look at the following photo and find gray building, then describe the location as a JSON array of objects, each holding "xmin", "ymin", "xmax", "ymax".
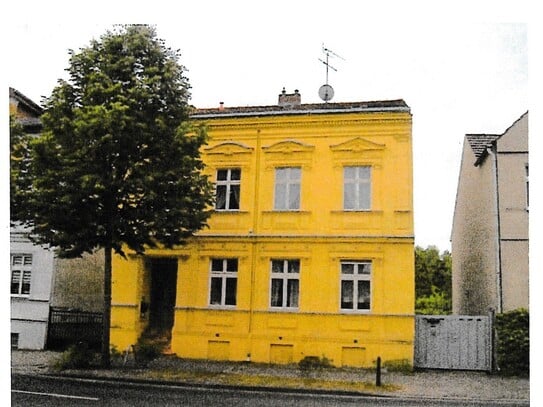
[{"xmin": 451, "ymin": 112, "xmax": 529, "ymax": 315}]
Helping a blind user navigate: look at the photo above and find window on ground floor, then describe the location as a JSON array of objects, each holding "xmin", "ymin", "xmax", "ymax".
[
  {"xmin": 270, "ymin": 259, "xmax": 300, "ymax": 309},
  {"xmin": 11, "ymin": 254, "xmax": 32, "ymax": 296},
  {"xmin": 340, "ymin": 261, "xmax": 371, "ymax": 311},
  {"xmin": 209, "ymin": 258, "xmax": 238, "ymax": 307}
]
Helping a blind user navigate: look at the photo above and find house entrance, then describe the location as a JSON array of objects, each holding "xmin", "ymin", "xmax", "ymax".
[{"xmin": 148, "ymin": 258, "xmax": 178, "ymax": 339}]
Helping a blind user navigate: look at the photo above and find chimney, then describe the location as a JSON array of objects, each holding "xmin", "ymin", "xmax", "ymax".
[
  {"xmin": 278, "ymin": 88, "xmax": 301, "ymax": 107},
  {"xmin": 219, "ymin": 101, "xmax": 225, "ymax": 111}
]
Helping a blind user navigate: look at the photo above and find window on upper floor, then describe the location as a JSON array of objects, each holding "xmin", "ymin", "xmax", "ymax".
[
  {"xmin": 270, "ymin": 259, "xmax": 300, "ymax": 309},
  {"xmin": 340, "ymin": 261, "xmax": 371, "ymax": 311},
  {"xmin": 209, "ymin": 258, "xmax": 238, "ymax": 307},
  {"xmin": 274, "ymin": 167, "xmax": 301, "ymax": 210},
  {"xmin": 215, "ymin": 169, "xmax": 241, "ymax": 211},
  {"xmin": 344, "ymin": 166, "xmax": 371, "ymax": 210},
  {"xmin": 11, "ymin": 254, "xmax": 32, "ymax": 296}
]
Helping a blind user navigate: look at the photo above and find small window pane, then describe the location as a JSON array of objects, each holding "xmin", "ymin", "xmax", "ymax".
[
  {"xmin": 217, "ymin": 170, "xmax": 228, "ymax": 181},
  {"xmin": 210, "ymin": 278, "xmax": 222, "ymax": 304},
  {"xmin": 216, "ymin": 185, "xmax": 227, "ymax": 209},
  {"xmin": 344, "ymin": 167, "xmax": 357, "ymax": 179},
  {"xmin": 358, "ymin": 280, "xmax": 370, "ymax": 310},
  {"xmin": 344, "ymin": 183, "xmax": 356, "ymax": 210},
  {"xmin": 229, "ymin": 185, "xmax": 240, "ymax": 209},
  {"xmin": 275, "ymin": 168, "xmax": 288, "ymax": 182},
  {"xmin": 11, "ymin": 270, "xmax": 21, "ymax": 294},
  {"xmin": 287, "ymin": 279, "xmax": 299, "ymax": 307},
  {"xmin": 226, "ymin": 259, "xmax": 238, "ymax": 272},
  {"xmin": 271, "ymin": 260, "xmax": 284, "ymax": 274},
  {"xmin": 275, "ymin": 184, "xmax": 287, "ymax": 210},
  {"xmin": 21, "ymin": 271, "xmax": 31, "ymax": 295},
  {"xmin": 287, "ymin": 260, "xmax": 300, "ymax": 273},
  {"xmin": 271, "ymin": 279, "xmax": 283, "ymax": 307},
  {"xmin": 289, "ymin": 184, "xmax": 300, "ymax": 209},
  {"xmin": 342, "ymin": 263, "xmax": 354, "ymax": 275},
  {"xmin": 230, "ymin": 169, "xmax": 241, "ymax": 181},
  {"xmin": 358, "ymin": 263, "xmax": 371, "ymax": 274},
  {"xmin": 12, "ymin": 256, "xmax": 23, "ymax": 265},
  {"xmin": 211, "ymin": 259, "xmax": 224, "ymax": 272},
  {"xmin": 359, "ymin": 183, "xmax": 371, "ymax": 210},
  {"xmin": 290, "ymin": 167, "xmax": 301, "ymax": 180},
  {"xmin": 23, "ymin": 255, "xmax": 32, "ymax": 265},
  {"xmin": 225, "ymin": 278, "xmax": 237, "ymax": 306},
  {"xmin": 341, "ymin": 280, "xmax": 354, "ymax": 309},
  {"xmin": 358, "ymin": 166, "xmax": 371, "ymax": 179}
]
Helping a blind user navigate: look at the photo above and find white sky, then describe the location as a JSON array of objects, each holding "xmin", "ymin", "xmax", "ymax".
[{"xmin": 2, "ymin": 1, "xmax": 536, "ymax": 252}]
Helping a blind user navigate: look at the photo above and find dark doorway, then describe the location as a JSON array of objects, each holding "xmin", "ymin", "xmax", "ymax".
[{"xmin": 148, "ymin": 258, "xmax": 178, "ymax": 339}]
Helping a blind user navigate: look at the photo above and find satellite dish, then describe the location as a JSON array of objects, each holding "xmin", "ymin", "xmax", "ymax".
[{"xmin": 318, "ymin": 84, "xmax": 334, "ymax": 102}]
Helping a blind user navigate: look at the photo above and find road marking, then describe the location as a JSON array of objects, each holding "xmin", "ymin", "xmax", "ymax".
[{"xmin": 12, "ymin": 389, "xmax": 100, "ymax": 401}]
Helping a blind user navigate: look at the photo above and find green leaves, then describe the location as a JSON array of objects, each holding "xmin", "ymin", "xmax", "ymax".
[
  {"xmin": 415, "ymin": 246, "xmax": 452, "ymax": 314},
  {"xmin": 11, "ymin": 24, "xmax": 213, "ymax": 258}
]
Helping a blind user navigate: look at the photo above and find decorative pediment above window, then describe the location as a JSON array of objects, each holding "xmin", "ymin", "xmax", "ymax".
[
  {"xmin": 262, "ymin": 140, "xmax": 315, "ymax": 169},
  {"xmin": 263, "ymin": 140, "xmax": 315, "ymax": 155},
  {"xmin": 204, "ymin": 141, "xmax": 254, "ymax": 156},
  {"xmin": 330, "ymin": 137, "xmax": 385, "ymax": 153}
]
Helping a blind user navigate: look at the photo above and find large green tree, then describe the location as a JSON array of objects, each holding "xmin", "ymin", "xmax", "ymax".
[
  {"xmin": 415, "ymin": 246, "xmax": 452, "ymax": 314},
  {"xmin": 11, "ymin": 25, "xmax": 214, "ymax": 366}
]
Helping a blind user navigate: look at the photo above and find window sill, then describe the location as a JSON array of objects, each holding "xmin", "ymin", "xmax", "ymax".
[
  {"xmin": 268, "ymin": 307, "xmax": 300, "ymax": 312},
  {"xmin": 331, "ymin": 210, "xmax": 383, "ymax": 214},
  {"xmin": 340, "ymin": 309, "xmax": 371, "ymax": 314},
  {"xmin": 213, "ymin": 210, "xmax": 249, "ymax": 214}
]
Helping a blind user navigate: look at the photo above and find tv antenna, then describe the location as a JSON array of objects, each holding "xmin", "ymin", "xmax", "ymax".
[{"xmin": 318, "ymin": 44, "xmax": 345, "ymax": 102}]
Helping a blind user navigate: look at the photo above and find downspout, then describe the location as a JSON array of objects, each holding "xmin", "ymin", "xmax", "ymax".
[
  {"xmin": 488, "ymin": 146, "xmax": 503, "ymax": 313},
  {"xmin": 248, "ymin": 129, "xmax": 262, "ymax": 354}
]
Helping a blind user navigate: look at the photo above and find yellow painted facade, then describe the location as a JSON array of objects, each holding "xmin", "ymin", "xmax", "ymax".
[{"xmin": 110, "ymin": 98, "xmax": 414, "ymax": 367}]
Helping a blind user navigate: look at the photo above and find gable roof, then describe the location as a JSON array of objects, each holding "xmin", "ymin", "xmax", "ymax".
[{"xmin": 465, "ymin": 134, "xmax": 500, "ymax": 165}]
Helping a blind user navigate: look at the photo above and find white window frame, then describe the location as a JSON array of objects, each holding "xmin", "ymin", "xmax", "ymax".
[
  {"xmin": 343, "ymin": 166, "xmax": 372, "ymax": 210},
  {"xmin": 215, "ymin": 168, "xmax": 241, "ymax": 211},
  {"xmin": 11, "ymin": 254, "xmax": 32, "ymax": 297},
  {"xmin": 340, "ymin": 261, "xmax": 371, "ymax": 312},
  {"xmin": 270, "ymin": 259, "xmax": 300, "ymax": 309},
  {"xmin": 209, "ymin": 258, "xmax": 238, "ymax": 307},
  {"xmin": 274, "ymin": 167, "xmax": 301, "ymax": 210}
]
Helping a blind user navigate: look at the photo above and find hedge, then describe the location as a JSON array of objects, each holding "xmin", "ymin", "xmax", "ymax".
[{"xmin": 495, "ymin": 308, "xmax": 529, "ymax": 376}]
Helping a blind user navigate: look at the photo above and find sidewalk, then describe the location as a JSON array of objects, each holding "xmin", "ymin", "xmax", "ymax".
[{"xmin": 11, "ymin": 350, "xmax": 530, "ymax": 402}]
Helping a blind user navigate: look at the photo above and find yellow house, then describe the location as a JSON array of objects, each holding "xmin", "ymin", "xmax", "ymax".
[{"xmin": 111, "ymin": 90, "xmax": 414, "ymax": 367}]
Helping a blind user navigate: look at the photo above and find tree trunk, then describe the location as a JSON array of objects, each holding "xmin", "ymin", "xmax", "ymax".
[{"xmin": 101, "ymin": 245, "xmax": 112, "ymax": 367}]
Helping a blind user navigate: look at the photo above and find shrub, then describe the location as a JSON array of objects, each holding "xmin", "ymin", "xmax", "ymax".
[
  {"xmin": 133, "ymin": 337, "xmax": 163, "ymax": 367},
  {"xmin": 495, "ymin": 308, "xmax": 529, "ymax": 376},
  {"xmin": 382, "ymin": 359, "xmax": 413, "ymax": 373},
  {"xmin": 54, "ymin": 342, "xmax": 95, "ymax": 370},
  {"xmin": 298, "ymin": 355, "xmax": 333, "ymax": 371}
]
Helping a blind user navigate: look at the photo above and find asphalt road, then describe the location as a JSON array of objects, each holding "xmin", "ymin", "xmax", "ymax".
[{"xmin": 12, "ymin": 374, "xmax": 529, "ymax": 407}]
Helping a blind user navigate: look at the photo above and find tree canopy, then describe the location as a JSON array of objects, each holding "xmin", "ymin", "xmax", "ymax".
[
  {"xmin": 415, "ymin": 246, "xmax": 452, "ymax": 314},
  {"xmin": 12, "ymin": 24, "xmax": 214, "ymax": 258},
  {"xmin": 11, "ymin": 25, "xmax": 214, "ymax": 366}
]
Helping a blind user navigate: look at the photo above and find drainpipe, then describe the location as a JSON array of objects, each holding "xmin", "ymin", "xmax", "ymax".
[{"xmin": 488, "ymin": 146, "xmax": 503, "ymax": 313}]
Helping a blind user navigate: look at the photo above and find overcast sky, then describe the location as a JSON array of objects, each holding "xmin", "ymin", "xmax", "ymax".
[{"xmin": 3, "ymin": 1, "xmax": 535, "ymax": 252}]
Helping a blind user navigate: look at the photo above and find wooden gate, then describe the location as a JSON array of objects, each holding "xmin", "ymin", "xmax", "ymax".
[{"xmin": 414, "ymin": 315, "xmax": 493, "ymax": 371}]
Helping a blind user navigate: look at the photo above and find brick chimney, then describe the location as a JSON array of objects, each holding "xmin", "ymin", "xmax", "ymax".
[{"xmin": 278, "ymin": 88, "xmax": 301, "ymax": 107}]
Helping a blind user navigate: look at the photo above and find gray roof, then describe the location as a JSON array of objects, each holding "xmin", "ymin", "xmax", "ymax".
[
  {"xmin": 466, "ymin": 134, "xmax": 500, "ymax": 165},
  {"xmin": 191, "ymin": 99, "xmax": 410, "ymax": 119}
]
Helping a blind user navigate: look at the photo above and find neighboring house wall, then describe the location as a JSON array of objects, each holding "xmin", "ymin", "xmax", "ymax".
[
  {"xmin": 52, "ymin": 251, "xmax": 105, "ymax": 312},
  {"xmin": 110, "ymin": 94, "xmax": 415, "ymax": 367},
  {"xmin": 10, "ymin": 228, "xmax": 55, "ymax": 349},
  {"xmin": 452, "ymin": 112, "xmax": 528, "ymax": 315},
  {"xmin": 495, "ymin": 114, "xmax": 529, "ymax": 311}
]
